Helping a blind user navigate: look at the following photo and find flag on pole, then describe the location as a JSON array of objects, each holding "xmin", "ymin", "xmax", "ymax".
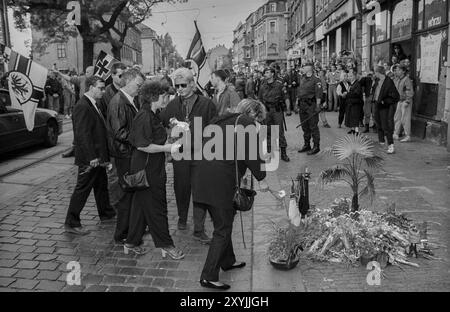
[
  {"xmin": 186, "ymin": 21, "xmax": 211, "ymax": 92},
  {"xmin": 1, "ymin": 46, "xmax": 47, "ymax": 131},
  {"xmin": 94, "ymin": 50, "xmax": 119, "ymax": 81}
]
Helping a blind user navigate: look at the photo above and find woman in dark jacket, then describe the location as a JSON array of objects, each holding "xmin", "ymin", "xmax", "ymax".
[
  {"xmin": 344, "ymin": 68, "xmax": 364, "ymax": 134},
  {"xmin": 372, "ymin": 65, "xmax": 400, "ymax": 154},
  {"xmin": 191, "ymin": 99, "xmax": 269, "ymax": 290},
  {"xmin": 124, "ymin": 80, "xmax": 184, "ymax": 260}
]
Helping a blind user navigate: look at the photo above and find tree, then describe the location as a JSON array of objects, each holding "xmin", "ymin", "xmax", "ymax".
[
  {"xmin": 9, "ymin": 0, "xmax": 187, "ymax": 69},
  {"xmin": 318, "ymin": 135, "xmax": 384, "ymax": 212},
  {"xmin": 160, "ymin": 33, "xmax": 183, "ymax": 69}
]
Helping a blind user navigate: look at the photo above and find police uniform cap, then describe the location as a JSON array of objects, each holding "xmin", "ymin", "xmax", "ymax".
[{"xmin": 263, "ymin": 67, "xmax": 276, "ymax": 74}]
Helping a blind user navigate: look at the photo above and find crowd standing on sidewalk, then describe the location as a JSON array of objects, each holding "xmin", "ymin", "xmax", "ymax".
[{"xmin": 41, "ymin": 49, "xmax": 416, "ymax": 291}]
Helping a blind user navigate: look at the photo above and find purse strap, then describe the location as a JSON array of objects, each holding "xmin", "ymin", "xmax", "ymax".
[{"xmin": 234, "ymin": 114, "xmax": 242, "ymax": 189}]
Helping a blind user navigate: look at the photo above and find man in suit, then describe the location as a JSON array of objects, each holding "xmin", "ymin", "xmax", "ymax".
[
  {"xmin": 159, "ymin": 67, "xmax": 217, "ymax": 244},
  {"xmin": 64, "ymin": 76, "xmax": 116, "ymax": 235},
  {"xmin": 107, "ymin": 68, "xmax": 145, "ymax": 244}
]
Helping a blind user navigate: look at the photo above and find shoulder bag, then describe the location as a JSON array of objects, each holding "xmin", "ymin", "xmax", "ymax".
[
  {"xmin": 232, "ymin": 115, "xmax": 257, "ymax": 212},
  {"xmin": 122, "ymin": 152, "xmax": 150, "ymax": 192}
]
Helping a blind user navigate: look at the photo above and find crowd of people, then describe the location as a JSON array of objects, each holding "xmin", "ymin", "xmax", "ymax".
[{"xmin": 54, "ymin": 49, "xmax": 415, "ymax": 291}]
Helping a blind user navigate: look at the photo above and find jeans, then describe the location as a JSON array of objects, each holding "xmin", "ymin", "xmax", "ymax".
[
  {"xmin": 363, "ymin": 96, "xmax": 375, "ymax": 125},
  {"xmin": 394, "ymin": 101, "xmax": 412, "ymax": 137},
  {"xmin": 374, "ymin": 103, "xmax": 397, "ymax": 145},
  {"xmin": 328, "ymin": 84, "xmax": 338, "ymax": 111}
]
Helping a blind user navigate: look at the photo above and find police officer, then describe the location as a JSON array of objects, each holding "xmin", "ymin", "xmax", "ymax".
[
  {"xmin": 258, "ymin": 67, "xmax": 290, "ymax": 162},
  {"xmin": 297, "ymin": 62, "xmax": 323, "ymax": 155}
]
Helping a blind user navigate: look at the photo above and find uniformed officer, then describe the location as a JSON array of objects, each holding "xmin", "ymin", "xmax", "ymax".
[
  {"xmin": 258, "ymin": 67, "xmax": 290, "ymax": 162},
  {"xmin": 297, "ymin": 62, "xmax": 323, "ymax": 155}
]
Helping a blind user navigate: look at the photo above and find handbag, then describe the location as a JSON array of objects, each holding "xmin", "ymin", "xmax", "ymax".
[
  {"xmin": 121, "ymin": 153, "xmax": 150, "ymax": 192},
  {"xmin": 232, "ymin": 115, "xmax": 257, "ymax": 212}
]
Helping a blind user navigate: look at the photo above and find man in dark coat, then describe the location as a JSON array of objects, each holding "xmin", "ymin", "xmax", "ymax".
[
  {"xmin": 372, "ymin": 65, "xmax": 400, "ymax": 154},
  {"xmin": 64, "ymin": 76, "xmax": 116, "ymax": 235},
  {"xmin": 159, "ymin": 67, "xmax": 217, "ymax": 244},
  {"xmin": 107, "ymin": 68, "xmax": 145, "ymax": 243}
]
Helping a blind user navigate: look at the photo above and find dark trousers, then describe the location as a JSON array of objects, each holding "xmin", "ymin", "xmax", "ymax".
[
  {"xmin": 126, "ymin": 184, "xmax": 174, "ymax": 248},
  {"xmin": 198, "ymin": 202, "xmax": 236, "ymax": 282},
  {"xmin": 338, "ymin": 97, "xmax": 347, "ymax": 126},
  {"xmin": 114, "ymin": 157, "xmax": 133, "ymax": 242},
  {"xmin": 288, "ymin": 89, "xmax": 297, "ymax": 111},
  {"xmin": 65, "ymin": 166, "xmax": 115, "ymax": 228},
  {"xmin": 374, "ymin": 104, "xmax": 396, "ymax": 145},
  {"xmin": 299, "ymin": 99, "xmax": 320, "ymax": 147},
  {"xmin": 265, "ymin": 109, "xmax": 287, "ymax": 149},
  {"xmin": 107, "ymin": 157, "xmax": 123, "ymax": 208},
  {"xmin": 173, "ymin": 160, "xmax": 207, "ymax": 234}
]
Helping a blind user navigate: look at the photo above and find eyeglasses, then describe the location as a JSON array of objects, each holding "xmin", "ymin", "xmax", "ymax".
[{"xmin": 175, "ymin": 83, "xmax": 188, "ymax": 89}]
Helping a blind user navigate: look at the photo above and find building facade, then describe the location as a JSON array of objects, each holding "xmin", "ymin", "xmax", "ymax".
[
  {"xmin": 139, "ymin": 24, "xmax": 163, "ymax": 75},
  {"xmin": 233, "ymin": 0, "xmax": 289, "ymax": 72},
  {"xmin": 32, "ymin": 17, "xmax": 143, "ymax": 74},
  {"xmin": 207, "ymin": 44, "xmax": 232, "ymax": 71}
]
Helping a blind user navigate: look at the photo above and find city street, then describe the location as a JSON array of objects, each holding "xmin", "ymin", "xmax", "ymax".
[{"xmin": 1, "ymin": 113, "xmax": 449, "ymax": 292}]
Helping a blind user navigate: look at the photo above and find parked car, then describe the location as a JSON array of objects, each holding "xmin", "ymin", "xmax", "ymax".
[{"xmin": 0, "ymin": 88, "xmax": 63, "ymax": 155}]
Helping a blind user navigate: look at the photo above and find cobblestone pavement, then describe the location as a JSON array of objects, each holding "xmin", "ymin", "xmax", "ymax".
[{"xmin": 1, "ymin": 112, "xmax": 449, "ymax": 292}]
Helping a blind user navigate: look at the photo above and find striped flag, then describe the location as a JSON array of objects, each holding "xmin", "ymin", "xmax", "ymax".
[
  {"xmin": 94, "ymin": 50, "xmax": 119, "ymax": 81},
  {"xmin": 1, "ymin": 46, "xmax": 47, "ymax": 131},
  {"xmin": 186, "ymin": 21, "xmax": 211, "ymax": 91}
]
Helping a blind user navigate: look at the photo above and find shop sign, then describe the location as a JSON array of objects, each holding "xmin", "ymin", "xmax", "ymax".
[
  {"xmin": 315, "ymin": 23, "xmax": 325, "ymax": 42},
  {"xmin": 420, "ymin": 32, "xmax": 442, "ymax": 84},
  {"xmin": 324, "ymin": 0, "xmax": 354, "ymax": 34},
  {"xmin": 427, "ymin": 16, "xmax": 442, "ymax": 28}
]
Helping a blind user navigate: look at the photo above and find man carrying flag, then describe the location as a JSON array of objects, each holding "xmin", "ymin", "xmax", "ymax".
[
  {"xmin": 1, "ymin": 46, "xmax": 47, "ymax": 131},
  {"xmin": 186, "ymin": 21, "xmax": 212, "ymax": 95}
]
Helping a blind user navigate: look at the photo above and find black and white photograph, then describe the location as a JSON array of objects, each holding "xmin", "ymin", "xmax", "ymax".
[{"xmin": 0, "ymin": 0, "xmax": 449, "ymax": 301}]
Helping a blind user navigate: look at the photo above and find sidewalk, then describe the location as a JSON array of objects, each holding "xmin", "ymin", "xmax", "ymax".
[{"xmin": 0, "ymin": 112, "xmax": 449, "ymax": 292}]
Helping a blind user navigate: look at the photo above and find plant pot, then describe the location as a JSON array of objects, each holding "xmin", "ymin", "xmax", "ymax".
[
  {"xmin": 269, "ymin": 257, "xmax": 300, "ymax": 271},
  {"xmin": 360, "ymin": 254, "xmax": 375, "ymax": 266}
]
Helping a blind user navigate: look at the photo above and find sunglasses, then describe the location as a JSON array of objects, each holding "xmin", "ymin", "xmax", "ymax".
[{"xmin": 175, "ymin": 83, "xmax": 188, "ymax": 89}]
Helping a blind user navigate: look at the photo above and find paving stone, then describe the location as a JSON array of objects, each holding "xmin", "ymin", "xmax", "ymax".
[
  {"xmin": 102, "ymin": 275, "xmax": 126, "ymax": 284},
  {"xmin": 35, "ymin": 254, "xmax": 58, "ymax": 262},
  {"xmin": 145, "ymin": 268, "xmax": 168, "ymax": 277},
  {"xmin": 0, "ymin": 252, "xmax": 19, "ymax": 260},
  {"xmin": 10, "ymin": 279, "xmax": 39, "ymax": 290},
  {"xmin": 62, "ymin": 285, "xmax": 86, "ymax": 292},
  {"xmin": 35, "ymin": 280, "xmax": 65, "ymax": 291},
  {"xmin": 14, "ymin": 269, "xmax": 39, "ymax": 279},
  {"xmin": 82, "ymin": 274, "xmax": 104, "ymax": 284},
  {"xmin": 135, "ymin": 287, "xmax": 161, "ymax": 292},
  {"xmin": 119, "ymin": 268, "xmax": 146, "ymax": 276},
  {"xmin": 107, "ymin": 286, "xmax": 134, "ymax": 292},
  {"xmin": 0, "ymin": 268, "xmax": 18, "ymax": 277},
  {"xmin": 0, "ymin": 278, "xmax": 16, "ymax": 287},
  {"xmin": 0, "ymin": 260, "xmax": 18, "ymax": 268},
  {"xmin": 166, "ymin": 270, "xmax": 190, "ymax": 279},
  {"xmin": 37, "ymin": 262, "xmax": 60, "ymax": 271},
  {"xmin": 36, "ymin": 270, "xmax": 61, "ymax": 281},
  {"xmin": 85, "ymin": 285, "xmax": 108, "ymax": 292},
  {"xmin": 15, "ymin": 260, "xmax": 39, "ymax": 269},
  {"xmin": 152, "ymin": 278, "xmax": 174, "ymax": 288}
]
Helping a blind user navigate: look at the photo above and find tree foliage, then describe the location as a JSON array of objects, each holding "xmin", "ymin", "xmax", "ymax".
[{"xmin": 9, "ymin": 0, "xmax": 187, "ymax": 67}]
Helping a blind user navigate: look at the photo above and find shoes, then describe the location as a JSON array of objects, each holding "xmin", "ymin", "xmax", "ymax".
[
  {"xmin": 387, "ymin": 144, "xmax": 395, "ymax": 154},
  {"xmin": 100, "ymin": 214, "xmax": 116, "ymax": 223},
  {"xmin": 193, "ymin": 232, "xmax": 212, "ymax": 244},
  {"xmin": 400, "ymin": 136, "xmax": 411, "ymax": 143},
  {"xmin": 161, "ymin": 246, "xmax": 185, "ymax": 260},
  {"xmin": 379, "ymin": 141, "xmax": 386, "ymax": 147},
  {"xmin": 222, "ymin": 262, "xmax": 246, "ymax": 272},
  {"xmin": 338, "ymin": 124, "xmax": 342, "ymax": 128},
  {"xmin": 281, "ymin": 148, "xmax": 290, "ymax": 162},
  {"xmin": 62, "ymin": 148, "xmax": 75, "ymax": 158},
  {"xmin": 123, "ymin": 244, "xmax": 147, "ymax": 255},
  {"xmin": 200, "ymin": 280, "xmax": 231, "ymax": 290},
  {"xmin": 298, "ymin": 145, "xmax": 311, "ymax": 153},
  {"xmin": 323, "ymin": 123, "xmax": 331, "ymax": 128},
  {"xmin": 363, "ymin": 125, "xmax": 370, "ymax": 133},
  {"xmin": 114, "ymin": 238, "xmax": 127, "ymax": 245},
  {"xmin": 286, "ymin": 112, "xmax": 292, "ymax": 116},
  {"xmin": 393, "ymin": 134, "xmax": 399, "ymax": 140},
  {"xmin": 307, "ymin": 146, "xmax": 320, "ymax": 156},
  {"xmin": 64, "ymin": 225, "xmax": 90, "ymax": 236},
  {"xmin": 177, "ymin": 222, "xmax": 187, "ymax": 231}
]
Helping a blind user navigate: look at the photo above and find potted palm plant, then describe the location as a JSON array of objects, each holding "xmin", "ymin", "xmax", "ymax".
[
  {"xmin": 268, "ymin": 221, "xmax": 303, "ymax": 270},
  {"xmin": 319, "ymin": 135, "xmax": 383, "ymax": 212}
]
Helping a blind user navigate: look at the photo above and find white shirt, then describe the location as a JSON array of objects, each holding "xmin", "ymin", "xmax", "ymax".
[
  {"xmin": 84, "ymin": 93, "xmax": 103, "ymax": 117},
  {"xmin": 121, "ymin": 89, "xmax": 138, "ymax": 112}
]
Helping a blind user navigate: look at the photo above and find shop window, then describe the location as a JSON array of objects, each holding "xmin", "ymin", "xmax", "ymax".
[
  {"xmin": 371, "ymin": 10, "xmax": 391, "ymax": 43},
  {"xmin": 417, "ymin": 0, "xmax": 448, "ymax": 31},
  {"xmin": 392, "ymin": 0, "xmax": 413, "ymax": 41}
]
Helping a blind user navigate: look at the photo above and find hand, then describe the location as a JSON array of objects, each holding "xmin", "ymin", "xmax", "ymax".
[
  {"xmin": 106, "ymin": 163, "xmax": 113, "ymax": 172},
  {"xmin": 169, "ymin": 143, "xmax": 182, "ymax": 154},
  {"xmin": 258, "ymin": 180, "xmax": 269, "ymax": 192},
  {"xmin": 89, "ymin": 158, "xmax": 100, "ymax": 168}
]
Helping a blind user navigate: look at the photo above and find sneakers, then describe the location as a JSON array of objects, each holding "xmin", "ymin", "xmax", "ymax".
[
  {"xmin": 400, "ymin": 136, "xmax": 411, "ymax": 143},
  {"xmin": 387, "ymin": 144, "xmax": 395, "ymax": 154},
  {"xmin": 298, "ymin": 145, "xmax": 311, "ymax": 153}
]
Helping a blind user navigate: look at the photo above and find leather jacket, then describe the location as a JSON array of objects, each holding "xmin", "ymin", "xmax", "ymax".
[{"xmin": 106, "ymin": 91, "xmax": 138, "ymax": 159}]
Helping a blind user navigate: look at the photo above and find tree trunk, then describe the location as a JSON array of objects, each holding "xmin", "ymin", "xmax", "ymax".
[{"xmin": 351, "ymin": 193, "xmax": 359, "ymax": 212}]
